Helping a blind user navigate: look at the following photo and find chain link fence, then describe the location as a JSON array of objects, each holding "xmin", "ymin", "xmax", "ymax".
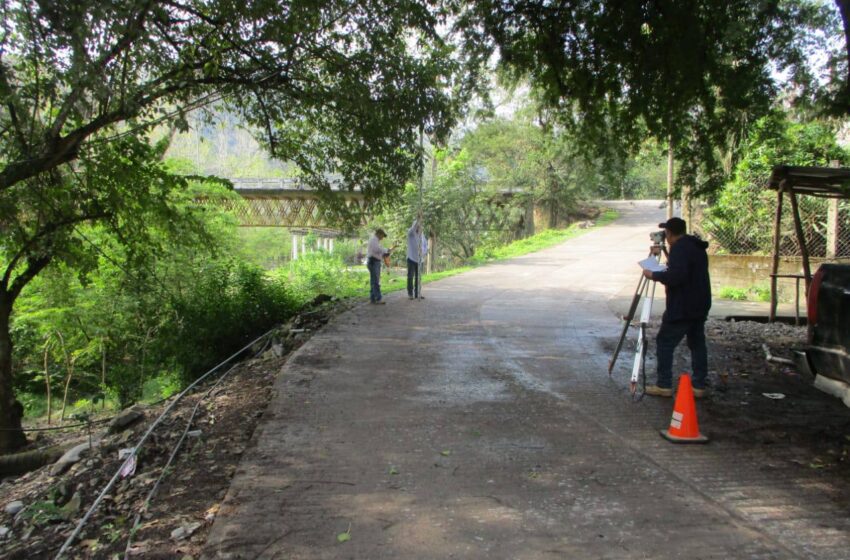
[{"xmin": 693, "ymin": 198, "xmax": 850, "ymax": 258}]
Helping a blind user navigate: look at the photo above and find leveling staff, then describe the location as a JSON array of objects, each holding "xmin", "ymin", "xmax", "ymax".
[{"xmin": 642, "ymin": 217, "xmax": 712, "ymax": 398}]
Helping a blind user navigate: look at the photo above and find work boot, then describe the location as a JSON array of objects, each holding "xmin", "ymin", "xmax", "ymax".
[
  {"xmin": 692, "ymin": 387, "xmax": 708, "ymax": 399},
  {"xmin": 645, "ymin": 385, "xmax": 673, "ymax": 397}
]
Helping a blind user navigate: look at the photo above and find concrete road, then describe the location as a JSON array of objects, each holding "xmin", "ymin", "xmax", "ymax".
[{"xmin": 204, "ymin": 201, "xmax": 850, "ymax": 559}]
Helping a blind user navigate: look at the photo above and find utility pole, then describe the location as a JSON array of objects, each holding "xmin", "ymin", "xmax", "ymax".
[{"xmin": 666, "ymin": 140, "xmax": 674, "ymax": 220}]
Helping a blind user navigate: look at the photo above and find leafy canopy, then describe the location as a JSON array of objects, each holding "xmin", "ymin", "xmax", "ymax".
[{"xmin": 457, "ymin": 0, "xmax": 846, "ymax": 191}]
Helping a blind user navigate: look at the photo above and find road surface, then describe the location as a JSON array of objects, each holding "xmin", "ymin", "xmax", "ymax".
[{"xmin": 204, "ymin": 201, "xmax": 850, "ymax": 559}]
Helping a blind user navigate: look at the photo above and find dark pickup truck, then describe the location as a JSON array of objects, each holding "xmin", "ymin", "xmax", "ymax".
[{"xmin": 798, "ymin": 264, "xmax": 850, "ymax": 405}]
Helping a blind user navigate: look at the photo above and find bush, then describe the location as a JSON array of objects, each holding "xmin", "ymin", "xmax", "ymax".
[
  {"xmin": 717, "ymin": 285, "xmax": 771, "ymax": 302},
  {"xmin": 141, "ymin": 371, "xmax": 182, "ymax": 402},
  {"xmin": 280, "ymin": 252, "xmax": 369, "ymax": 302},
  {"xmin": 160, "ymin": 260, "xmax": 298, "ymax": 383}
]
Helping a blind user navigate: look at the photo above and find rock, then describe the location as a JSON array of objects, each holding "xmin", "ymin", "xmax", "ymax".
[
  {"xmin": 185, "ymin": 521, "xmax": 203, "ymax": 537},
  {"xmin": 4, "ymin": 500, "xmax": 23, "ymax": 515},
  {"xmin": 60, "ymin": 492, "xmax": 81, "ymax": 520},
  {"xmin": 51, "ymin": 441, "xmax": 95, "ymax": 476},
  {"xmin": 171, "ymin": 521, "xmax": 203, "ymax": 541},
  {"xmin": 0, "ymin": 525, "xmax": 9, "ymax": 539},
  {"xmin": 108, "ymin": 406, "xmax": 144, "ymax": 434},
  {"xmin": 54, "ymin": 482, "xmax": 74, "ymax": 507}
]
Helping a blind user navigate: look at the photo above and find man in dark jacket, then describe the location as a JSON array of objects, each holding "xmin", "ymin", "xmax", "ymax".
[{"xmin": 642, "ymin": 217, "xmax": 712, "ymax": 398}]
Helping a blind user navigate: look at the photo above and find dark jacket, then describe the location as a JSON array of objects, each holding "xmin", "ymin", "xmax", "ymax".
[{"xmin": 651, "ymin": 235, "xmax": 711, "ymax": 322}]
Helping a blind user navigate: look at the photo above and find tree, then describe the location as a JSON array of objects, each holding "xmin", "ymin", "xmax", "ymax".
[
  {"xmin": 460, "ymin": 118, "xmax": 590, "ymax": 227},
  {"xmin": 703, "ymin": 112, "xmax": 850, "ymax": 254},
  {"xmin": 0, "ymin": 0, "xmax": 458, "ymax": 451},
  {"xmin": 458, "ymin": 0, "xmax": 845, "ymax": 191}
]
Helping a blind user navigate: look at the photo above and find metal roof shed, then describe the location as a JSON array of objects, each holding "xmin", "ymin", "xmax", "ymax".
[{"xmin": 766, "ymin": 165, "xmax": 850, "ymax": 321}]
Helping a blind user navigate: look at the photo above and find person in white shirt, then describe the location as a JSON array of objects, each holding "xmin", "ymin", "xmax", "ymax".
[
  {"xmin": 367, "ymin": 228, "xmax": 389, "ymax": 304},
  {"xmin": 406, "ymin": 217, "xmax": 427, "ymax": 300}
]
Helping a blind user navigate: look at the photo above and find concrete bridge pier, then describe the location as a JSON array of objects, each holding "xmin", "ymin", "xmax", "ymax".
[
  {"xmin": 291, "ymin": 231, "xmax": 301, "ymax": 261},
  {"xmin": 291, "ymin": 230, "xmax": 339, "ymax": 261}
]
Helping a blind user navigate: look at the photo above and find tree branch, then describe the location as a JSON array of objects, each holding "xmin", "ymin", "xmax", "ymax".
[
  {"xmin": 48, "ymin": 0, "xmax": 157, "ymax": 139},
  {"xmin": 8, "ymin": 255, "xmax": 52, "ymax": 302},
  {"xmin": 1, "ymin": 210, "xmax": 109, "ymax": 294}
]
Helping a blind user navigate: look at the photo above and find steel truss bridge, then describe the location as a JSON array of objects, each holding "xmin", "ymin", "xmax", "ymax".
[
  {"xmin": 202, "ymin": 178, "xmax": 369, "ymax": 228},
  {"xmin": 198, "ymin": 177, "xmax": 530, "ymax": 260}
]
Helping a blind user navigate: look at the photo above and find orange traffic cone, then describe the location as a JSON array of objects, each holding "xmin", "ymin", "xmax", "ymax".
[{"xmin": 660, "ymin": 374, "xmax": 708, "ymax": 444}]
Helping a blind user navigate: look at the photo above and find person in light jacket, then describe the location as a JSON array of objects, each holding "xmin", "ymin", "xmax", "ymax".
[
  {"xmin": 367, "ymin": 228, "xmax": 389, "ymax": 304},
  {"xmin": 406, "ymin": 217, "xmax": 427, "ymax": 300}
]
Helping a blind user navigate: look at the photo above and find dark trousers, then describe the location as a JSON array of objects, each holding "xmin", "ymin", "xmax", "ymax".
[
  {"xmin": 367, "ymin": 257, "xmax": 382, "ymax": 302},
  {"xmin": 655, "ymin": 318, "xmax": 708, "ymax": 389},
  {"xmin": 407, "ymin": 258, "xmax": 421, "ymax": 297}
]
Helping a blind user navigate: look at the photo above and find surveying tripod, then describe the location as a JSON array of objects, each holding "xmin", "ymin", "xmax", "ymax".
[{"xmin": 608, "ymin": 242, "xmax": 667, "ymax": 399}]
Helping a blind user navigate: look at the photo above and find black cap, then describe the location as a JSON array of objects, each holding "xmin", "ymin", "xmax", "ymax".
[{"xmin": 658, "ymin": 217, "xmax": 686, "ymax": 235}]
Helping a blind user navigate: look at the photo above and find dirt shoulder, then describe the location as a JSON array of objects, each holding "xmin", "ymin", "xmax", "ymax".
[{"xmin": 693, "ymin": 318, "xmax": 850, "ymax": 472}]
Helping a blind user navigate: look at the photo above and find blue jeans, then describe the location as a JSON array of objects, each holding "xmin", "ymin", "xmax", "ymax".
[
  {"xmin": 655, "ymin": 318, "xmax": 708, "ymax": 389},
  {"xmin": 407, "ymin": 258, "xmax": 421, "ymax": 297},
  {"xmin": 367, "ymin": 257, "xmax": 382, "ymax": 302}
]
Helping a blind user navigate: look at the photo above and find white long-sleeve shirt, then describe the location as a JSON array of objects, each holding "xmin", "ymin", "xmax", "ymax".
[
  {"xmin": 407, "ymin": 220, "xmax": 426, "ymax": 263},
  {"xmin": 367, "ymin": 235, "xmax": 387, "ymax": 260}
]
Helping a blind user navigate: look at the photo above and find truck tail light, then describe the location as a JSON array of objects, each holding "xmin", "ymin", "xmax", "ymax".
[{"xmin": 807, "ymin": 266, "xmax": 826, "ymax": 327}]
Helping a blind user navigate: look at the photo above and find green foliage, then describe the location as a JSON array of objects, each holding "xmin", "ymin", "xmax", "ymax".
[
  {"xmin": 21, "ymin": 501, "xmax": 65, "ymax": 526},
  {"xmin": 141, "ymin": 372, "xmax": 183, "ymax": 403},
  {"xmin": 458, "ymin": 118, "xmax": 590, "ymax": 225},
  {"xmin": 235, "ymin": 228, "xmax": 293, "ymax": 270},
  {"xmin": 703, "ymin": 113, "xmax": 850, "ymax": 254},
  {"xmin": 718, "ymin": 286, "xmax": 771, "ymax": 302},
  {"xmin": 0, "ymin": 0, "xmax": 465, "ymax": 447},
  {"xmin": 162, "ymin": 260, "xmax": 297, "ymax": 383},
  {"xmin": 458, "ymin": 0, "xmax": 846, "ymax": 192},
  {"xmin": 10, "ymin": 182, "xmax": 300, "ymax": 410},
  {"xmin": 472, "ymin": 210, "xmax": 618, "ymax": 263},
  {"xmin": 280, "ymin": 252, "xmax": 370, "ymax": 302},
  {"xmin": 379, "ymin": 115, "xmax": 628, "ymax": 268}
]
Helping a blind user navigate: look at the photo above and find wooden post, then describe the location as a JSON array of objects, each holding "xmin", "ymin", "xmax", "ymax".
[
  {"xmin": 427, "ymin": 233, "xmax": 435, "ymax": 274},
  {"xmin": 770, "ymin": 185, "xmax": 785, "ymax": 322},
  {"xmin": 291, "ymin": 233, "xmax": 299, "ymax": 261},
  {"xmin": 827, "ymin": 198, "xmax": 839, "ymax": 258},
  {"xmin": 827, "ymin": 160, "xmax": 840, "ymax": 258},
  {"xmin": 789, "ymin": 190, "xmax": 812, "ymax": 294}
]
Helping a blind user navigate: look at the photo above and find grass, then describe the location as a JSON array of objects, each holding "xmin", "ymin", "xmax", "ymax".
[
  {"xmin": 473, "ymin": 209, "xmax": 618, "ymax": 263},
  {"xmin": 19, "ymin": 392, "xmax": 119, "ymax": 424},
  {"xmin": 717, "ymin": 285, "xmax": 772, "ymax": 302}
]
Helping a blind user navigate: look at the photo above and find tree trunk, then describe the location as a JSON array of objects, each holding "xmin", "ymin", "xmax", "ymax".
[
  {"xmin": 836, "ymin": 0, "xmax": 850, "ymax": 96},
  {"xmin": 0, "ymin": 295, "xmax": 26, "ymax": 452},
  {"xmin": 44, "ymin": 339, "xmax": 53, "ymax": 425}
]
